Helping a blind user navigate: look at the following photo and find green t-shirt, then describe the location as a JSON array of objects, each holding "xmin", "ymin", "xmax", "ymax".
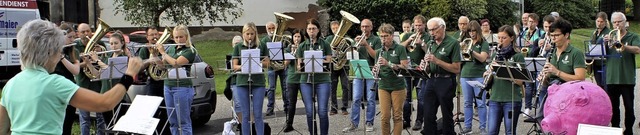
[
  {"xmin": 489, "ymin": 52, "xmax": 525, "ymax": 102},
  {"xmin": 73, "ymin": 40, "xmax": 104, "ymax": 92},
  {"xmin": 376, "ymin": 43, "xmax": 408, "ymax": 90},
  {"xmin": 606, "ymin": 32, "xmax": 640, "ymax": 85},
  {"xmin": 461, "ymin": 41, "xmax": 490, "ymax": 78},
  {"xmin": 163, "ymin": 46, "xmax": 196, "ymax": 87},
  {"xmin": 400, "ymin": 32, "xmax": 431, "ymax": 65},
  {"xmin": 285, "ymin": 45, "xmax": 301, "ymax": 84},
  {"xmin": 427, "ymin": 35, "xmax": 462, "ymax": 74},
  {"xmin": 548, "ymin": 45, "xmax": 586, "ymax": 82},
  {"xmin": 358, "ymin": 34, "xmax": 383, "ymax": 66},
  {"xmin": 324, "ymin": 34, "xmax": 335, "ymax": 44},
  {"xmin": 1, "ymin": 67, "xmax": 79, "ymax": 135},
  {"xmin": 295, "ymin": 38, "xmax": 332, "ymax": 84},
  {"xmin": 590, "ymin": 28, "xmax": 611, "ymax": 44},
  {"xmin": 233, "ymin": 42, "xmax": 269, "ymax": 86}
]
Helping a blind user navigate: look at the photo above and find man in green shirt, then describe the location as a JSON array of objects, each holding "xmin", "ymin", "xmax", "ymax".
[
  {"xmin": 604, "ymin": 12, "xmax": 640, "ymax": 135},
  {"xmin": 262, "ymin": 21, "xmax": 288, "ymax": 116},
  {"xmin": 74, "ymin": 23, "xmax": 107, "ymax": 135},
  {"xmin": 531, "ymin": 19, "xmax": 587, "ymax": 122},
  {"xmin": 137, "ymin": 27, "xmax": 164, "ymax": 97},
  {"xmin": 421, "ymin": 17, "xmax": 462, "ymax": 135},
  {"xmin": 325, "ymin": 20, "xmax": 351, "ymax": 115},
  {"xmin": 399, "ymin": 15, "xmax": 430, "ymax": 131},
  {"xmin": 451, "ymin": 16, "xmax": 470, "ymax": 42}
]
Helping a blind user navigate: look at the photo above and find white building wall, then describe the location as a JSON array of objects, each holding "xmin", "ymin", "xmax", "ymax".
[{"xmin": 98, "ymin": 0, "xmax": 318, "ymax": 27}]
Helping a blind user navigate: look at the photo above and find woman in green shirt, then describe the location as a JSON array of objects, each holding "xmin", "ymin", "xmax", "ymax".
[
  {"xmin": 156, "ymin": 25, "xmax": 197, "ymax": 135},
  {"xmin": 459, "ymin": 21, "xmax": 490, "ymax": 134},
  {"xmin": 486, "ymin": 25, "xmax": 525, "ymax": 135}
]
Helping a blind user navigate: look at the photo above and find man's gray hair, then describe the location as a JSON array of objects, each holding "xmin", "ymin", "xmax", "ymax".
[
  {"xmin": 611, "ymin": 12, "xmax": 627, "ymax": 22},
  {"xmin": 17, "ymin": 19, "xmax": 65, "ymax": 69},
  {"xmin": 330, "ymin": 21, "xmax": 339, "ymax": 25},
  {"xmin": 428, "ymin": 17, "xmax": 447, "ymax": 29}
]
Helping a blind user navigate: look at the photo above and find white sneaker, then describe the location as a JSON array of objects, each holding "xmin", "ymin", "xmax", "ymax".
[
  {"xmin": 522, "ymin": 108, "xmax": 531, "ymax": 117},
  {"xmin": 366, "ymin": 123, "xmax": 375, "ymax": 132},
  {"xmin": 342, "ymin": 124, "xmax": 356, "ymax": 132}
]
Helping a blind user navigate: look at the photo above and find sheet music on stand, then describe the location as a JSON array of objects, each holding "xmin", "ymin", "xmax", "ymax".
[
  {"xmin": 349, "ymin": 60, "xmax": 373, "ymax": 79},
  {"xmin": 584, "ymin": 41, "xmax": 607, "ymax": 57},
  {"xmin": 268, "ymin": 42, "xmax": 284, "ymax": 60},
  {"xmin": 493, "ymin": 61, "xmax": 534, "ymax": 83},
  {"xmin": 524, "ymin": 57, "xmax": 546, "ymax": 72},
  {"xmin": 95, "ymin": 56, "xmax": 128, "ymax": 81},
  {"xmin": 240, "ymin": 49, "xmax": 263, "ymax": 74},
  {"xmin": 303, "ymin": 50, "xmax": 325, "ymax": 73},
  {"xmin": 110, "ymin": 95, "xmax": 164, "ymax": 135}
]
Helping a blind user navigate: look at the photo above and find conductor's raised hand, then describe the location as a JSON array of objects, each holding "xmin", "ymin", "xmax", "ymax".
[{"xmin": 126, "ymin": 57, "xmax": 143, "ymax": 76}]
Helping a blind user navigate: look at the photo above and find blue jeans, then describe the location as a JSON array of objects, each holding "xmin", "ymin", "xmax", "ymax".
[
  {"xmin": 267, "ymin": 70, "xmax": 288, "ymax": 110},
  {"xmin": 403, "ymin": 77, "xmax": 424, "ymax": 124},
  {"xmin": 79, "ymin": 110, "xmax": 105, "ymax": 135},
  {"xmin": 234, "ymin": 85, "xmax": 266, "ymax": 135},
  {"xmin": 487, "ymin": 101, "xmax": 522, "ymax": 135},
  {"xmin": 350, "ymin": 79, "xmax": 376, "ymax": 127},
  {"xmin": 524, "ymin": 72, "xmax": 538, "ymax": 109},
  {"xmin": 164, "ymin": 86, "xmax": 194, "ymax": 135},
  {"xmin": 300, "ymin": 83, "xmax": 330, "ymax": 135},
  {"xmin": 231, "ymin": 85, "xmax": 240, "ymax": 112},
  {"xmin": 460, "ymin": 77, "xmax": 487, "ymax": 130}
]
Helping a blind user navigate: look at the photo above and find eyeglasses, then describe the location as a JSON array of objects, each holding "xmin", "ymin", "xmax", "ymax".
[
  {"xmin": 428, "ymin": 25, "xmax": 442, "ymax": 32},
  {"xmin": 379, "ymin": 34, "xmax": 391, "ymax": 38}
]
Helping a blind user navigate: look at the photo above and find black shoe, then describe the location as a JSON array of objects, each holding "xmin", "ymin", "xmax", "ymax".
[
  {"xmin": 283, "ymin": 125, "xmax": 295, "ymax": 132},
  {"xmin": 403, "ymin": 121, "xmax": 411, "ymax": 129},
  {"xmin": 524, "ymin": 117, "xmax": 540, "ymax": 123},
  {"xmin": 411, "ymin": 121, "xmax": 422, "ymax": 131},
  {"xmin": 330, "ymin": 109, "xmax": 338, "ymax": 115},
  {"xmin": 266, "ymin": 108, "xmax": 274, "ymax": 116}
]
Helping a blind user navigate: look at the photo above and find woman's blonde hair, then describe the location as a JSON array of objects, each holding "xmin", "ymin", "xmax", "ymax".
[
  {"xmin": 173, "ymin": 24, "xmax": 193, "ymax": 47},
  {"xmin": 242, "ymin": 22, "xmax": 260, "ymax": 47}
]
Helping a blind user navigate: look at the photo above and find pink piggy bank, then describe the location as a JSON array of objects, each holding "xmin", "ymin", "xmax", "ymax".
[{"xmin": 540, "ymin": 81, "xmax": 612, "ymax": 135}]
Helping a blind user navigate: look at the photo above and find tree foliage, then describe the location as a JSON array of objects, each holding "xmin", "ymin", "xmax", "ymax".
[
  {"xmin": 318, "ymin": 0, "xmax": 421, "ymax": 37},
  {"xmin": 531, "ymin": 0, "xmax": 594, "ymax": 28},
  {"xmin": 113, "ymin": 0, "xmax": 243, "ymax": 27},
  {"xmin": 417, "ymin": 0, "xmax": 451, "ymax": 20},
  {"xmin": 484, "ymin": 0, "xmax": 519, "ymax": 32},
  {"xmin": 447, "ymin": 0, "xmax": 488, "ymax": 30}
]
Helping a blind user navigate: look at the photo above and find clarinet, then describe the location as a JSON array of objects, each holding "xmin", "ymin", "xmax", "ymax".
[
  {"xmin": 536, "ymin": 43, "xmax": 557, "ymax": 90},
  {"xmin": 371, "ymin": 49, "xmax": 384, "ymax": 91}
]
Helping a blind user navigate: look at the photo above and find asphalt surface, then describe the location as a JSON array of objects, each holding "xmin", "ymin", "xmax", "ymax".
[{"xmin": 194, "ymin": 73, "xmax": 640, "ymax": 135}]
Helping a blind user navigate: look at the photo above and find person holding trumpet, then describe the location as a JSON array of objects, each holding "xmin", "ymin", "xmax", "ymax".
[
  {"xmin": 75, "ymin": 23, "xmax": 108, "ymax": 135},
  {"xmin": 399, "ymin": 15, "xmax": 430, "ymax": 130},
  {"xmin": 155, "ymin": 25, "xmax": 198, "ymax": 135}
]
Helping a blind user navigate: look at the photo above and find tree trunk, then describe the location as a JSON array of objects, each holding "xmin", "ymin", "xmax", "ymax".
[
  {"xmin": 88, "ymin": 0, "xmax": 95, "ymax": 26},
  {"xmin": 49, "ymin": 0, "xmax": 63, "ymax": 24},
  {"xmin": 634, "ymin": 0, "xmax": 640, "ymax": 21}
]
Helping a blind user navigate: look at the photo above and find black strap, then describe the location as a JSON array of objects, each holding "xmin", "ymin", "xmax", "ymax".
[{"xmin": 119, "ymin": 74, "xmax": 134, "ymax": 89}]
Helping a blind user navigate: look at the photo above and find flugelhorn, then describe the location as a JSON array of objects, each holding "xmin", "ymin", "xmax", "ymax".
[
  {"xmin": 608, "ymin": 27, "xmax": 625, "ymax": 52},
  {"xmin": 460, "ymin": 38, "xmax": 474, "ymax": 61},
  {"xmin": 538, "ymin": 37, "xmax": 551, "ymax": 57}
]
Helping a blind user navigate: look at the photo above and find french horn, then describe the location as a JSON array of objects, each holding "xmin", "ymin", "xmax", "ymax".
[{"xmin": 147, "ymin": 27, "xmax": 173, "ymax": 80}]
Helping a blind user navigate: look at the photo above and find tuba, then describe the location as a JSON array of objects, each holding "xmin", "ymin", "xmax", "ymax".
[
  {"xmin": 329, "ymin": 10, "xmax": 360, "ymax": 71},
  {"xmin": 82, "ymin": 19, "xmax": 111, "ymax": 80},
  {"xmin": 269, "ymin": 12, "xmax": 295, "ymax": 71},
  {"xmin": 148, "ymin": 27, "xmax": 173, "ymax": 80},
  {"xmin": 460, "ymin": 38, "xmax": 474, "ymax": 61},
  {"xmin": 608, "ymin": 28, "xmax": 625, "ymax": 52}
]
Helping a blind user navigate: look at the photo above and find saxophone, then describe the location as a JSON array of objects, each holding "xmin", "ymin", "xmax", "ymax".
[{"xmin": 482, "ymin": 46, "xmax": 499, "ymax": 90}]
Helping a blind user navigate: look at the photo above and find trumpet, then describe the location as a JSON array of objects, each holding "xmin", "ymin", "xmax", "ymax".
[
  {"xmin": 460, "ymin": 38, "xmax": 474, "ymax": 61},
  {"xmin": 408, "ymin": 32, "xmax": 421, "ymax": 52},
  {"xmin": 353, "ymin": 32, "xmax": 366, "ymax": 48},
  {"xmin": 80, "ymin": 49, "xmax": 122, "ymax": 57},
  {"xmin": 608, "ymin": 27, "xmax": 625, "ymax": 52}
]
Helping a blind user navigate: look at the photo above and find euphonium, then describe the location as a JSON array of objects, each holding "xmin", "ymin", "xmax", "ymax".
[
  {"xmin": 270, "ymin": 12, "xmax": 295, "ymax": 71},
  {"xmin": 460, "ymin": 38, "xmax": 474, "ymax": 61},
  {"xmin": 82, "ymin": 19, "xmax": 111, "ymax": 80},
  {"xmin": 329, "ymin": 10, "xmax": 360, "ymax": 71},
  {"xmin": 148, "ymin": 27, "xmax": 173, "ymax": 80},
  {"xmin": 608, "ymin": 27, "xmax": 625, "ymax": 52}
]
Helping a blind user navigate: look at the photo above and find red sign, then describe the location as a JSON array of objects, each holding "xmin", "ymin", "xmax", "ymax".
[{"xmin": 0, "ymin": 0, "xmax": 37, "ymax": 9}]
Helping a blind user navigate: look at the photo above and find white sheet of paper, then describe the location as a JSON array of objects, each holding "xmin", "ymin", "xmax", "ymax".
[
  {"xmin": 304, "ymin": 51, "xmax": 324, "ymax": 73},
  {"xmin": 167, "ymin": 67, "xmax": 188, "ymax": 79},
  {"xmin": 112, "ymin": 115, "xmax": 160, "ymax": 135},
  {"xmin": 284, "ymin": 53, "xmax": 296, "ymax": 60},
  {"xmin": 268, "ymin": 42, "xmax": 284, "ymax": 60},
  {"xmin": 587, "ymin": 44, "xmax": 607, "ymax": 56},
  {"xmin": 466, "ymin": 81, "xmax": 485, "ymax": 88},
  {"xmin": 346, "ymin": 51, "xmax": 359, "ymax": 60},
  {"xmin": 99, "ymin": 56, "xmax": 128, "ymax": 80},
  {"xmin": 577, "ymin": 123, "xmax": 622, "ymax": 135},
  {"xmin": 241, "ymin": 49, "xmax": 262, "ymax": 74},
  {"xmin": 125, "ymin": 95, "xmax": 164, "ymax": 118},
  {"xmin": 524, "ymin": 58, "xmax": 546, "ymax": 72}
]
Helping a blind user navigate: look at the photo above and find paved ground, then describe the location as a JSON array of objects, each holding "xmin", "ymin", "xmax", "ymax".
[{"xmin": 194, "ymin": 70, "xmax": 640, "ymax": 135}]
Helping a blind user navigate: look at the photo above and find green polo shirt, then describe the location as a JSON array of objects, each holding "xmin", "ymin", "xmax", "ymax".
[
  {"xmin": 451, "ymin": 31, "xmax": 470, "ymax": 42},
  {"xmin": 285, "ymin": 46, "xmax": 300, "ymax": 84},
  {"xmin": 548, "ymin": 45, "xmax": 586, "ymax": 82},
  {"xmin": 376, "ymin": 43, "xmax": 408, "ymax": 90},
  {"xmin": 2, "ymin": 67, "xmax": 80, "ymax": 135},
  {"xmin": 295, "ymin": 39, "xmax": 332, "ymax": 84},
  {"xmin": 357, "ymin": 34, "xmax": 383, "ymax": 66},
  {"xmin": 606, "ymin": 32, "xmax": 640, "ymax": 85},
  {"xmin": 489, "ymin": 53, "xmax": 525, "ymax": 102},
  {"xmin": 73, "ymin": 40, "xmax": 105, "ymax": 92},
  {"xmin": 164, "ymin": 46, "xmax": 196, "ymax": 87},
  {"xmin": 461, "ymin": 41, "xmax": 490, "ymax": 78},
  {"xmin": 233, "ymin": 42, "xmax": 269, "ymax": 87},
  {"xmin": 427, "ymin": 35, "xmax": 462, "ymax": 74},
  {"xmin": 324, "ymin": 34, "xmax": 335, "ymax": 44},
  {"xmin": 590, "ymin": 28, "xmax": 611, "ymax": 44},
  {"xmin": 400, "ymin": 32, "xmax": 430, "ymax": 65}
]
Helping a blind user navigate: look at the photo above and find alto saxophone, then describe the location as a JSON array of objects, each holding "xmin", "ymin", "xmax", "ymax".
[{"xmin": 482, "ymin": 46, "xmax": 499, "ymax": 90}]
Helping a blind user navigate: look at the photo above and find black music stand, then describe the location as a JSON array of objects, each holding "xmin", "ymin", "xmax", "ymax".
[
  {"xmin": 583, "ymin": 41, "xmax": 609, "ymax": 90},
  {"xmin": 349, "ymin": 60, "xmax": 375, "ymax": 135},
  {"xmin": 104, "ymin": 100, "xmax": 174, "ymax": 135},
  {"xmin": 493, "ymin": 61, "xmax": 538, "ymax": 135},
  {"xmin": 235, "ymin": 48, "xmax": 267, "ymax": 135},
  {"xmin": 299, "ymin": 50, "xmax": 331, "ymax": 135}
]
